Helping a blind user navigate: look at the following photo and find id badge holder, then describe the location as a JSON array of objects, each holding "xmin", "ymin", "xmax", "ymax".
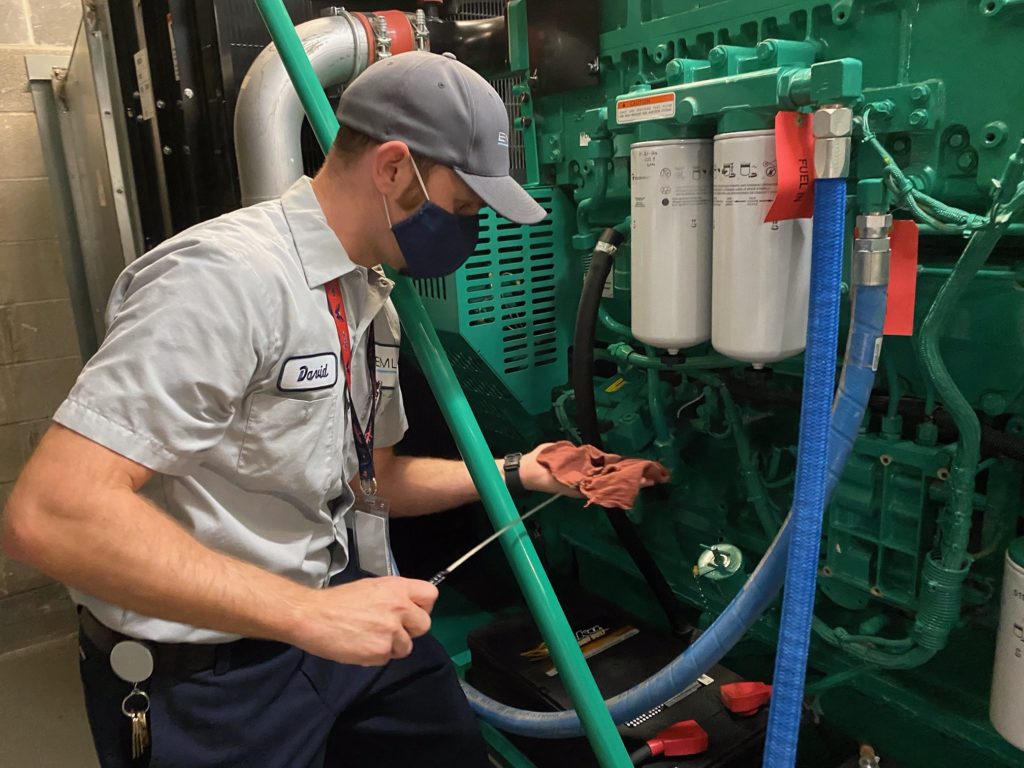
[{"xmin": 353, "ymin": 486, "xmax": 394, "ymax": 577}]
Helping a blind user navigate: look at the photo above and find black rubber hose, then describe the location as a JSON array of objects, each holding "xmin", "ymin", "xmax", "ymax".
[{"xmin": 572, "ymin": 228, "xmax": 692, "ymax": 638}]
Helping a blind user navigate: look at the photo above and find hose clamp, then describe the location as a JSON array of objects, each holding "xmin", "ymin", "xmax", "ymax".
[{"xmin": 594, "ymin": 241, "xmax": 618, "ymax": 255}]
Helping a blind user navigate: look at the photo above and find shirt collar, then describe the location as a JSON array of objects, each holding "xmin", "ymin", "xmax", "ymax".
[{"xmin": 281, "ymin": 176, "xmax": 360, "ymax": 289}]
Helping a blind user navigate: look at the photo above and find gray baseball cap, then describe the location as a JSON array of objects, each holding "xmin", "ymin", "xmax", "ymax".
[{"xmin": 337, "ymin": 51, "xmax": 546, "ymax": 225}]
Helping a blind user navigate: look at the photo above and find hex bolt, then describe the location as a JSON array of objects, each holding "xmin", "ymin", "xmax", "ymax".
[
  {"xmin": 183, "ymin": 87, "xmax": 194, "ymax": 99},
  {"xmin": 155, "ymin": 99, "xmax": 166, "ymax": 109},
  {"xmin": 957, "ymin": 151, "xmax": 977, "ymax": 171},
  {"xmin": 708, "ymin": 46, "xmax": 726, "ymax": 66},
  {"xmin": 909, "ymin": 109, "xmax": 929, "ymax": 128},
  {"xmin": 871, "ymin": 99, "xmax": 895, "ymax": 118},
  {"xmin": 162, "ymin": 146, "xmax": 172, "ymax": 155},
  {"xmin": 653, "ymin": 44, "xmax": 669, "ymax": 63},
  {"xmin": 756, "ymin": 40, "xmax": 777, "ymax": 62},
  {"xmin": 910, "ymin": 84, "xmax": 930, "ymax": 104},
  {"xmin": 947, "ymin": 132, "xmax": 966, "ymax": 149}
]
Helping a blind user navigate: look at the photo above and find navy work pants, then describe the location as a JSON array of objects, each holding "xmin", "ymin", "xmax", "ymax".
[{"xmin": 77, "ymin": 557, "xmax": 488, "ymax": 767}]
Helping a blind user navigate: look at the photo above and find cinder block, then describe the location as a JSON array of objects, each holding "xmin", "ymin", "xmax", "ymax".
[
  {"xmin": 0, "ymin": 240, "xmax": 70, "ymax": 304},
  {"xmin": 1, "ymin": 552, "xmax": 52, "ymax": 598},
  {"xmin": 0, "ymin": 300, "xmax": 79, "ymax": 365},
  {"xmin": 0, "ymin": 2, "xmax": 29, "ymax": 46},
  {"xmin": 0, "ymin": 47, "xmax": 33, "ymax": 112},
  {"xmin": 0, "ymin": 113, "xmax": 46, "ymax": 179},
  {"xmin": 0, "ymin": 356, "xmax": 81, "ymax": 424},
  {"xmin": 0, "ymin": 581, "xmax": 76, "ymax": 654},
  {"xmin": 0, "ymin": 178, "xmax": 57, "ymax": 242},
  {"xmin": 29, "ymin": 0, "xmax": 82, "ymax": 47},
  {"xmin": 0, "ymin": 419, "xmax": 49, "ymax": 482}
]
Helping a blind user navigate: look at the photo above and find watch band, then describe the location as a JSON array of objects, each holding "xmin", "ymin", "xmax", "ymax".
[{"xmin": 503, "ymin": 452, "xmax": 527, "ymax": 498}]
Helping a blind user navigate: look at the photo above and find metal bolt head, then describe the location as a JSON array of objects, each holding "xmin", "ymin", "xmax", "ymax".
[
  {"xmin": 183, "ymin": 87, "xmax": 194, "ymax": 99},
  {"xmin": 957, "ymin": 151, "xmax": 977, "ymax": 171},
  {"xmin": 155, "ymin": 99, "xmax": 165, "ymax": 109},
  {"xmin": 587, "ymin": 57, "xmax": 600, "ymax": 75},
  {"xmin": 910, "ymin": 84, "xmax": 930, "ymax": 103},
  {"xmin": 708, "ymin": 46, "xmax": 726, "ymax": 66},
  {"xmin": 812, "ymin": 106, "xmax": 853, "ymax": 138},
  {"xmin": 756, "ymin": 40, "xmax": 777, "ymax": 62},
  {"xmin": 908, "ymin": 109, "xmax": 929, "ymax": 127},
  {"xmin": 947, "ymin": 132, "xmax": 966, "ymax": 149},
  {"xmin": 162, "ymin": 145, "xmax": 172, "ymax": 155}
]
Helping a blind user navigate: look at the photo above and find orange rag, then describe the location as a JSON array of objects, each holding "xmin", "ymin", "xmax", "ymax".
[{"xmin": 536, "ymin": 441, "xmax": 670, "ymax": 510}]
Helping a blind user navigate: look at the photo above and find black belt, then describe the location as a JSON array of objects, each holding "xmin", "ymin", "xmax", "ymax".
[{"xmin": 78, "ymin": 608, "xmax": 288, "ymax": 677}]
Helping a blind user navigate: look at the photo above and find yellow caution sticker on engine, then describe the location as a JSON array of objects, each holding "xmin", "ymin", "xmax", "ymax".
[
  {"xmin": 605, "ymin": 377, "xmax": 627, "ymax": 393},
  {"xmin": 616, "ymin": 92, "xmax": 676, "ymax": 124}
]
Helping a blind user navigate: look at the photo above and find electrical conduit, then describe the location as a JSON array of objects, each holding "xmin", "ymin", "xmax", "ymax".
[{"xmin": 251, "ymin": 2, "xmax": 632, "ymax": 764}]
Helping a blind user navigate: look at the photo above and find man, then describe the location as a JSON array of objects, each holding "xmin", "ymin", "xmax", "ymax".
[{"xmin": 3, "ymin": 52, "xmax": 576, "ymax": 767}]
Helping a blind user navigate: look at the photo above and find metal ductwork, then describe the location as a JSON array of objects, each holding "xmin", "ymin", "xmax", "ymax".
[{"xmin": 234, "ymin": 13, "xmax": 372, "ymax": 206}]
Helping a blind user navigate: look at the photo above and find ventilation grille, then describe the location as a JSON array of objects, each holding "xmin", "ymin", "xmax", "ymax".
[{"xmin": 412, "ymin": 187, "xmax": 570, "ymax": 417}]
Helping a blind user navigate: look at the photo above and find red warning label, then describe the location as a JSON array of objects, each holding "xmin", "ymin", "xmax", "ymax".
[{"xmin": 616, "ymin": 93, "xmax": 676, "ymax": 124}]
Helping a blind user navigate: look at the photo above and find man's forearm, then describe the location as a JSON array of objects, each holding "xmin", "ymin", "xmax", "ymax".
[
  {"xmin": 5, "ymin": 481, "xmax": 313, "ymax": 644},
  {"xmin": 376, "ymin": 455, "xmax": 503, "ymax": 517}
]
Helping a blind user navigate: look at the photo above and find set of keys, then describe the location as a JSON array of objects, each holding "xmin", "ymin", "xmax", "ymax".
[{"xmin": 110, "ymin": 639, "xmax": 154, "ymax": 761}]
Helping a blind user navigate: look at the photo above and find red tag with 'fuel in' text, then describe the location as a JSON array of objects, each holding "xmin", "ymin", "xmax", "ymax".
[
  {"xmin": 883, "ymin": 220, "xmax": 919, "ymax": 336},
  {"xmin": 766, "ymin": 111, "xmax": 815, "ymax": 222}
]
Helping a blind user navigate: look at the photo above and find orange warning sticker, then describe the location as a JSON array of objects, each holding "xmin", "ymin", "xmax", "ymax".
[
  {"xmin": 883, "ymin": 220, "xmax": 919, "ymax": 336},
  {"xmin": 765, "ymin": 112, "xmax": 815, "ymax": 222},
  {"xmin": 616, "ymin": 92, "xmax": 676, "ymax": 125}
]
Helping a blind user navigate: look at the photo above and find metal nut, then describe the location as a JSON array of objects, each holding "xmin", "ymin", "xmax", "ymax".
[
  {"xmin": 814, "ymin": 136, "xmax": 851, "ymax": 178},
  {"xmin": 812, "ymin": 106, "xmax": 854, "ymax": 138},
  {"xmin": 856, "ymin": 213, "xmax": 893, "ymax": 238}
]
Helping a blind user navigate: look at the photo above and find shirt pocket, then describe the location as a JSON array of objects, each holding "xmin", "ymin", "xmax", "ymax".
[{"xmin": 236, "ymin": 392, "xmax": 340, "ymax": 500}]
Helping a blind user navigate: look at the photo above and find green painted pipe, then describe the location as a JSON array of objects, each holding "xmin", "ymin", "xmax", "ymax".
[{"xmin": 252, "ymin": 3, "xmax": 631, "ymax": 764}]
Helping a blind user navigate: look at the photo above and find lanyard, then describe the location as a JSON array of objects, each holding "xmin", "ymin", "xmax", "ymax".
[{"xmin": 325, "ymin": 278, "xmax": 380, "ymax": 497}]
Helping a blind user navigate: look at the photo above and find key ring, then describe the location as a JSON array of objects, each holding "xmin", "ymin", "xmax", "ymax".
[{"xmin": 122, "ymin": 689, "xmax": 151, "ymax": 717}]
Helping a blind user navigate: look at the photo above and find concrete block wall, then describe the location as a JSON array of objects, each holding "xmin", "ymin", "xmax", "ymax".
[{"xmin": 0, "ymin": 0, "xmax": 85, "ymax": 653}]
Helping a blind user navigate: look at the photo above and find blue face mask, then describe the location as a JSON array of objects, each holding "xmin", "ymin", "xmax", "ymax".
[{"xmin": 384, "ymin": 159, "xmax": 481, "ymax": 279}]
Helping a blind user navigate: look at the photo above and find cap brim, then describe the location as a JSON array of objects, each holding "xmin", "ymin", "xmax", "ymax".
[{"xmin": 454, "ymin": 170, "xmax": 547, "ymax": 225}]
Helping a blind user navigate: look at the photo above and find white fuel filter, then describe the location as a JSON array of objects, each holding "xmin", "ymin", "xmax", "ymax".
[
  {"xmin": 630, "ymin": 139, "xmax": 713, "ymax": 352},
  {"xmin": 711, "ymin": 129, "xmax": 812, "ymax": 365},
  {"xmin": 990, "ymin": 538, "xmax": 1024, "ymax": 751}
]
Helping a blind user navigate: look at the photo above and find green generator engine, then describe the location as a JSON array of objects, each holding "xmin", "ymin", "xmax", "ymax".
[{"xmin": 408, "ymin": 1, "xmax": 1024, "ymax": 766}]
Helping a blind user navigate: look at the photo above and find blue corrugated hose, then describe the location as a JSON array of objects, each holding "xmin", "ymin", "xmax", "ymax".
[
  {"xmin": 762, "ymin": 177, "xmax": 847, "ymax": 767},
  {"xmin": 462, "ymin": 199, "xmax": 888, "ymax": 740}
]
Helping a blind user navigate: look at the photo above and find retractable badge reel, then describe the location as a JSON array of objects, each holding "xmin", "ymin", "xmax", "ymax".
[{"xmin": 110, "ymin": 640, "xmax": 153, "ymax": 761}]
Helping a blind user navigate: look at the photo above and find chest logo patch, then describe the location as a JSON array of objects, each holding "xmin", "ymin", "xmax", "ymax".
[{"xmin": 277, "ymin": 353, "xmax": 338, "ymax": 392}]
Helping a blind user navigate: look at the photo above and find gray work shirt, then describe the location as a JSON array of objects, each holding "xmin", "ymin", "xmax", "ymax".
[{"xmin": 53, "ymin": 177, "xmax": 408, "ymax": 643}]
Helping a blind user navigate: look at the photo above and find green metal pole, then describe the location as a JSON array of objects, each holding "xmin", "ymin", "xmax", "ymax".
[{"xmin": 252, "ymin": 3, "xmax": 631, "ymax": 765}]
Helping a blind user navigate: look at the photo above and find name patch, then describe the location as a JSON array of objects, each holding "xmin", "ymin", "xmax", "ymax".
[{"xmin": 278, "ymin": 353, "xmax": 338, "ymax": 391}]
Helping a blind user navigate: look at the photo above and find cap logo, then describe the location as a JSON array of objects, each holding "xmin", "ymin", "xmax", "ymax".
[{"xmin": 497, "ymin": 131, "xmax": 509, "ymax": 148}]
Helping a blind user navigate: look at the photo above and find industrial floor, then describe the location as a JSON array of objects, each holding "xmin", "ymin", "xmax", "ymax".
[{"xmin": 0, "ymin": 633, "xmax": 100, "ymax": 768}]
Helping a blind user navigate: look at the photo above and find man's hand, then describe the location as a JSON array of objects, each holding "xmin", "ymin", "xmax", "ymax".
[
  {"xmin": 518, "ymin": 442, "xmax": 659, "ymax": 498},
  {"xmin": 290, "ymin": 576, "xmax": 439, "ymax": 666},
  {"xmin": 518, "ymin": 442, "xmax": 584, "ymax": 497}
]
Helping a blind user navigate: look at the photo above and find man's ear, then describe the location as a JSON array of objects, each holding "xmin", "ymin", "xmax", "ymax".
[{"xmin": 371, "ymin": 141, "xmax": 413, "ymax": 196}]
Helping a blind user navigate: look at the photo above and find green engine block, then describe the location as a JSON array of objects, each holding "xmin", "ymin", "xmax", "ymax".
[{"xmin": 415, "ymin": 1, "xmax": 1024, "ymax": 765}]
